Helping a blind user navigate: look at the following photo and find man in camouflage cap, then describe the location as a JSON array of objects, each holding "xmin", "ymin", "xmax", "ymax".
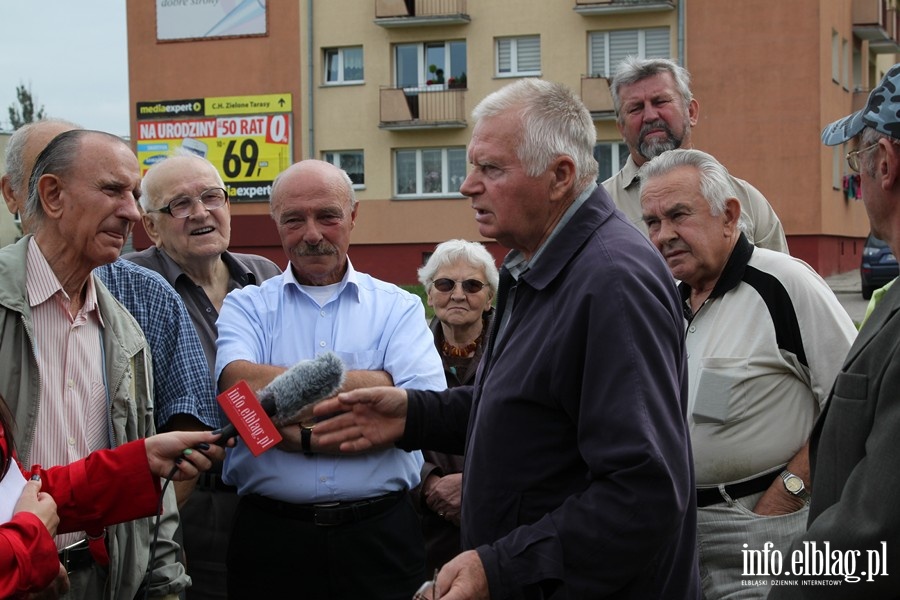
[{"xmin": 768, "ymin": 64, "xmax": 900, "ymax": 598}]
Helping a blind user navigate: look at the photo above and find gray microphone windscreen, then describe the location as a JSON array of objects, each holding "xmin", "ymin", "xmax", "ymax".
[{"xmin": 258, "ymin": 352, "xmax": 345, "ymax": 425}]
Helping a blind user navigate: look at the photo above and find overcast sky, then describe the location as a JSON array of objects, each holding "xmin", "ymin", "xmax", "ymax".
[{"xmin": 0, "ymin": 1, "xmax": 130, "ymax": 136}]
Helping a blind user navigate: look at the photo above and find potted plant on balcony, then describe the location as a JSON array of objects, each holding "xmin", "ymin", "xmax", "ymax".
[
  {"xmin": 448, "ymin": 72, "xmax": 467, "ymax": 89},
  {"xmin": 426, "ymin": 64, "xmax": 445, "ymax": 87}
]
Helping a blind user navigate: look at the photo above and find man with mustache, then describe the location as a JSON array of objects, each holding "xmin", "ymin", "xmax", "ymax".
[
  {"xmin": 124, "ymin": 153, "xmax": 280, "ymax": 600},
  {"xmin": 640, "ymin": 148, "xmax": 856, "ymax": 599},
  {"xmin": 605, "ymin": 57, "xmax": 789, "ymax": 253},
  {"xmin": 214, "ymin": 159, "xmax": 445, "ymax": 598}
]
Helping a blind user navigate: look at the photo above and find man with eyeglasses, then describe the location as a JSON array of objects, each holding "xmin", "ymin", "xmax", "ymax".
[
  {"xmin": 124, "ymin": 152, "xmax": 280, "ymax": 600},
  {"xmin": 769, "ymin": 63, "xmax": 900, "ymax": 598},
  {"xmin": 214, "ymin": 159, "xmax": 445, "ymax": 598},
  {"xmin": 604, "ymin": 57, "xmax": 789, "ymax": 254},
  {"xmin": 639, "ymin": 148, "xmax": 856, "ymax": 599}
]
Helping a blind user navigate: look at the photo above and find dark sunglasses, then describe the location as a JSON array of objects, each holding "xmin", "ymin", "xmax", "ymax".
[{"xmin": 432, "ymin": 278, "xmax": 486, "ymax": 294}]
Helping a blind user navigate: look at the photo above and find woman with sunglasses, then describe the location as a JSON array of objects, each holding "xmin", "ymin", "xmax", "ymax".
[
  {"xmin": 414, "ymin": 239, "xmax": 499, "ymax": 573},
  {"xmin": 0, "ymin": 398, "xmax": 225, "ymax": 598}
]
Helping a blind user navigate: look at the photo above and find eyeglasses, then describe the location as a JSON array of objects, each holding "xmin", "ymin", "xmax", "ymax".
[
  {"xmin": 147, "ymin": 187, "xmax": 228, "ymax": 218},
  {"xmin": 431, "ymin": 278, "xmax": 486, "ymax": 294},
  {"xmin": 847, "ymin": 143, "xmax": 880, "ymax": 173}
]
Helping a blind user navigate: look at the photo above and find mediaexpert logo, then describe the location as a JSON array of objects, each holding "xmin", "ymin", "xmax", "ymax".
[{"xmin": 741, "ymin": 541, "xmax": 889, "ymax": 588}]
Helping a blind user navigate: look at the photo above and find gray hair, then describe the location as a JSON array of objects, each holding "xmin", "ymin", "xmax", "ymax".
[
  {"xmin": 639, "ymin": 148, "xmax": 747, "ymax": 232},
  {"xmin": 472, "ymin": 79, "xmax": 599, "ymax": 192},
  {"xmin": 417, "ymin": 239, "xmax": 500, "ymax": 298},
  {"xmin": 4, "ymin": 118, "xmax": 81, "ymax": 195},
  {"xmin": 859, "ymin": 126, "xmax": 900, "ymax": 178},
  {"xmin": 26, "ymin": 129, "xmax": 121, "ymax": 227},
  {"xmin": 610, "ymin": 57, "xmax": 693, "ymax": 122},
  {"xmin": 270, "ymin": 160, "xmax": 358, "ymax": 215},
  {"xmin": 139, "ymin": 152, "xmax": 225, "ymax": 212}
]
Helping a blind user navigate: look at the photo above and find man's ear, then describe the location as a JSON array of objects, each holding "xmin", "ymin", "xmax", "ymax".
[
  {"xmin": 0, "ymin": 175, "xmax": 20, "ymax": 218},
  {"xmin": 36, "ymin": 174, "xmax": 64, "ymax": 220},
  {"xmin": 722, "ymin": 197, "xmax": 742, "ymax": 235},
  {"xmin": 880, "ymin": 139, "xmax": 900, "ymax": 191},
  {"xmin": 142, "ymin": 213, "xmax": 162, "ymax": 245},
  {"xmin": 688, "ymin": 97, "xmax": 700, "ymax": 128},
  {"xmin": 548, "ymin": 155, "xmax": 577, "ymax": 202}
]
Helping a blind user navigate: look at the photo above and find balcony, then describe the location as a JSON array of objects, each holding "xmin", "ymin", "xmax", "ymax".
[
  {"xmin": 574, "ymin": 0, "xmax": 676, "ymax": 16},
  {"xmin": 853, "ymin": 0, "xmax": 900, "ymax": 53},
  {"xmin": 380, "ymin": 87, "xmax": 467, "ymax": 130},
  {"xmin": 581, "ymin": 77, "xmax": 616, "ymax": 120},
  {"xmin": 375, "ymin": 0, "xmax": 470, "ymax": 27}
]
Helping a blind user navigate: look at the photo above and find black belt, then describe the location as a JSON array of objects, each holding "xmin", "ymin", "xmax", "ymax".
[
  {"xmin": 196, "ymin": 471, "xmax": 238, "ymax": 493},
  {"xmin": 246, "ymin": 491, "xmax": 404, "ymax": 526},
  {"xmin": 58, "ymin": 539, "xmax": 93, "ymax": 573},
  {"xmin": 696, "ymin": 470, "xmax": 781, "ymax": 507}
]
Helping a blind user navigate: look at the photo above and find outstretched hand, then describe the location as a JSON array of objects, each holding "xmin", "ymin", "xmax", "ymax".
[
  {"xmin": 145, "ymin": 430, "xmax": 229, "ymax": 480},
  {"xmin": 312, "ymin": 386, "xmax": 409, "ymax": 452}
]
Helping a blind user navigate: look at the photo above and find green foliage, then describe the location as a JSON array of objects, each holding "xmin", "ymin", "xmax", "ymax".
[
  {"xmin": 8, "ymin": 83, "xmax": 46, "ymax": 130},
  {"xmin": 400, "ymin": 284, "xmax": 434, "ymax": 321}
]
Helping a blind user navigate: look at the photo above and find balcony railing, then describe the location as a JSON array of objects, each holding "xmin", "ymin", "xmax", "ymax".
[
  {"xmin": 375, "ymin": 0, "xmax": 470, "ymax": 27},
  {"xmin": 853, "ymin": 0, "xmax": 900, "ymax": 53},
  {"xmin": 581, "ymin": 76, "xmax": 616, "ymax": 119},
  {"xmin": 574, "ymin": 0, "xmax": 676, "ymax": 16},
  {"xmin": 380, "ymin": 87, "xmax": 467, "ymax": 130}
]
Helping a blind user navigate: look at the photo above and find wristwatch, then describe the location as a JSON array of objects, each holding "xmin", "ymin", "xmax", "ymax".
[
  {"xmin": 781, "ymin": 470, "xmax": 810, "ymax": 502},
  {"xmin": 300, "ymin": 422, "xmax": 316, "ymax": 456}
]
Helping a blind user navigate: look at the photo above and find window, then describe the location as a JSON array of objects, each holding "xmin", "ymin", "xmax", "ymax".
[
  {"xmin": 588, "ymin": 28, "xmax": 670, "ymax": 78},
  {"xmin": 594, "ymin": 142, "xmax": 630, "ymax": 183},
  {"xmin": 323, "ymin": 151, "xmax": 364, "ymax": 188},
  {"xmin": 842, "ymin": 38, "xmax": 850, "ymax": 91},
  {"xmin": 831, "ymin": 30, "xmax": 840, "ymax": 83},
  {"xmin": 324, "ymin": 46, "xmax": 364, "ymax": 84},
  {"xmin": 395, "ymin": 41, "xmax": 467, "ymax": 89},
  {"xmin": 395, "ymin": 148, "xmax": 466, "ymax": 197},
  {"xmin": 496, "ymin": 36, "xmax": 541, "ymax": 77}
]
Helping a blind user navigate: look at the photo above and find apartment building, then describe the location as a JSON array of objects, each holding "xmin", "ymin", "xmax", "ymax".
[{"xmin": 127, "ymin": 0, "xmax": 900, "ymax": 280}]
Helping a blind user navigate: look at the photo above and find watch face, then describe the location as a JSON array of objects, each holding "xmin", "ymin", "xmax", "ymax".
[{"xmin": 785, "ymin": 476, "xmax": 804, "ymax": 494}]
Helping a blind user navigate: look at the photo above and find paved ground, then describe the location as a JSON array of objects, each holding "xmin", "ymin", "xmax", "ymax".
[{"xmin": 824, "ymin": 269, "xmax": 868, "ymax": 325}]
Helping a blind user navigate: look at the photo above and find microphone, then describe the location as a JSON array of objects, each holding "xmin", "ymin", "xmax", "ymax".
[{"xmin": 215, "ymin": 352, "xmax": 345, "ymax": 444}]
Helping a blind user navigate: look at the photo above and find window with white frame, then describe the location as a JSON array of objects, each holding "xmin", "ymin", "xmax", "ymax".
[
  {"xmin": 324, "ymin": 46, "xmax": 364, "ymax": 84},
  {"xmin": 496, "ymin": 35, "xmax": 541, "ymax": 77},
  {"xmin": 594, "ymin": 142, "xmax": 631, "ymax": 183},
  {"xmin": 395, "ymin": 41, "xmax": 467, "ymax": 89},
  {"xmin": 395, "ymin": 147, "xmax": 467, "ymax": 197},
  {"xmin": 588, "ymin": 28, "xmax": 670, "ymax": 78},
  {"xmin": 323, "ymin": 150, "xmax": 365, "ymax": 188}
]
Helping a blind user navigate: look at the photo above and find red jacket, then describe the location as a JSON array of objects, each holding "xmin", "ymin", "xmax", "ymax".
[{"xmin": 0, "ymin": 425, "xmax": 161, "ymax": 598}]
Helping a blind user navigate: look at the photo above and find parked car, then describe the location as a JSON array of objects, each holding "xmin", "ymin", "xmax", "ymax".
[{"xmin": 861, "ymin": 233, "xmax": 899, "ymax": 299}]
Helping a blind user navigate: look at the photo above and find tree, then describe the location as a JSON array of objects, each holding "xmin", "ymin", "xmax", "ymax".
[{"xmin": 8, "ymin": 83, "xmax": 46, "ymax": 130}]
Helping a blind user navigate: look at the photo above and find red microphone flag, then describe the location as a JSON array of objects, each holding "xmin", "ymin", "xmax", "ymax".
[{"xmin": 217, "ymin": 381, "xmax": 282, "ymax": 456}]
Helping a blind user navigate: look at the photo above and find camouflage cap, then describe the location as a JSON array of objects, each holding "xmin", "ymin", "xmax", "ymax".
[{"xmin": 822, "ymin": 63, "xmax": 900, "ymax": 146}]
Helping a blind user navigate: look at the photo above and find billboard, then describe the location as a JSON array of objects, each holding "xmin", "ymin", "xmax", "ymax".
[
  {"xmin": 156, "ymin": 0, "xmax": 267, "ymax": 41},
  {"xmin": 136, "ymin": 93, "xmax": 292, "ymax": 202}
]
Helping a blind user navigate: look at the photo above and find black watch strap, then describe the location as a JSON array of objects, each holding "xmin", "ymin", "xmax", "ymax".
[{"xmin": 301, "ymin": 425, "xmax": 315, "ymax": 456}]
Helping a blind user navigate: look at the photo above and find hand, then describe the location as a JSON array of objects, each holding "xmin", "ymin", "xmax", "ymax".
[
  {"xmin": 752, "ymin": 480, "xmax": 807, "ymax": 516},
  {"xmin": 425, "ymin": 473, "xmax": 462, "ymax": 526},
  {"xmin": 144, "ymin": 430, "xmax": 229, "ymax": 480},
  {"xmin": 14, "ymin": 479, "xmax": 59, "ymax": 536},
  {"xmin": 433, "ymin": 550, "xmax": 490, "ymax": 600},
  {"xmin": 313, "ymin": 386, "xmax": 408, "ymax": 452},
  {"xmin": 26, "ymin": 563, "xmax": 69, "ymax": 599}
]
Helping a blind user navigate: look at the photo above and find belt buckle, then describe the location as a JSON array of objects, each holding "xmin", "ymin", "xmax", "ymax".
[
  {"xmin": 59, "ymin": 538, "xmax": 89, "ymax": 574},
  {"xmin": 312, "ymin": 502, "xmax": 343, "ymax": 527}
]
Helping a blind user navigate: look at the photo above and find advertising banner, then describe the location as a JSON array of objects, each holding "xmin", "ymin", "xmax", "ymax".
[
  {"xmin": 156, "ymin": 0, "xmax": 267, "ymax": 41},
  {"xmin": 136, "ymin": 93, "xmax": 292, "ymax": 202}
]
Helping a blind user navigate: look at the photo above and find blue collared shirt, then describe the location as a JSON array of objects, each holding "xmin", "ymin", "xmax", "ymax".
[
  {"xmin": 94, "ymin": 258, "xmax": 219, "ymax": 428},
  {"xmin": 217, "ymin": 259, "xmax": 446, "ymax": 503}
]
